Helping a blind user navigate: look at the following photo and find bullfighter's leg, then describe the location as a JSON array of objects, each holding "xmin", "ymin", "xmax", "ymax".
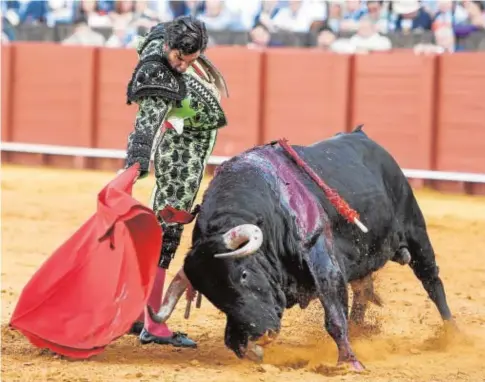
[
  {"xmin": 137, "ymin": 129, "xmax": 217, "ymax": 348},
  {"xmin": 310, "ymin": 237, "xmax": 365, "ymax": 372},
  {"xmin": 407, "ymin": 226, "xmax": 454, "ymax": 323}
]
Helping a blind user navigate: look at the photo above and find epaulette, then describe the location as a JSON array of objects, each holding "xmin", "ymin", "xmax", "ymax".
[{"xmin": 126, "ymin": 55, "xmax": 187, "ymax": 105}]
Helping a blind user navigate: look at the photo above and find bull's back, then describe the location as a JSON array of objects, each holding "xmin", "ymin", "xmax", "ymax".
[
  {"xmin": 291, "ymin": 128, "xmax": 416, "ymax": 277},
  {"xmin": 306, "ymin": 127, "xmax": 407, "ymax": 191},
  {"xmin": 296, "ymin": 129, "xmax": 409, "ymax": 211}
]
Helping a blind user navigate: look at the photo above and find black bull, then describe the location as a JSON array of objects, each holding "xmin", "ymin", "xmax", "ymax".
[{"xmin": 149, "ymin": 125, "xmax": 455, "ymax": 371}]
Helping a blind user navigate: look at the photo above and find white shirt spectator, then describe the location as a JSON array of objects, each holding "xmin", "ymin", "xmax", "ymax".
[
  {"xmin": 62, "ymin": 23, "xmax": 106, "ymax": 46},
  {"xmin": 349, "ymin": 17, "xmax": 392, "ymax": 52},
  {"xmin": 224, "ymin": 0, "xmax": 262, "ymax": 30},
  {"xmin": 272, "ymin": 0, "xmax": 327, "ymax": 33},
  {"xmin": 432, "ymin": 0, "xmax": 469, "ymax": 30},
  {"xmin": 198, "ymin": 0, "xmax": 235, "ymax": 31},
  {"xmin": 46, "ymin": 0, "xmax": 75, "ymax": 27}
]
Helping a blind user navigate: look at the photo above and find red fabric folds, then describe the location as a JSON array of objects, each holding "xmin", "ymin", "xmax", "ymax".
[{"xmin": 10, "ymin": 164, "xmax": 162, "ymax": 359}]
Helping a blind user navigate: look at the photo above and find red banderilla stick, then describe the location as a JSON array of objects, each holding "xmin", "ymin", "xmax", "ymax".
[{"xmin": 277, "ymin": 138, "xmax": 368, "ymax": 233}]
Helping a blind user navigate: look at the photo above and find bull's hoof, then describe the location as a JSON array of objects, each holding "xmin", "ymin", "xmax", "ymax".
[
  {"xmin": 139, "ymin": 328, "xmax": 197, "ymax": 348},
  {"xmin": 128, "ymin": 321, "xmax": 144, "ymax": 335},
  {"xmin": 337, "ymin": 359, "xmax": 367, "ymax": 373}
]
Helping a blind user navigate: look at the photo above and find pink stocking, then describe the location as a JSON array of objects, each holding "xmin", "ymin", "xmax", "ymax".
[
  {"xmin": 143, "ymin": 305, "xmax": 172, "ymax": 337},
  {"xmin": 141, "ymin": 268, "xmax": 173, "ymax": 337},
  {"xmin": 135, "ymin": 267, "xmax": 166, "ymax": 321}
]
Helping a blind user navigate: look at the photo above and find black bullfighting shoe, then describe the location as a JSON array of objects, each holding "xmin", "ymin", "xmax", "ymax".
[
  {"xmin": 139, "ymin": 328, "xmax": 197, "ymax": 348},
  {"xmin": 128, "ymin": 321, "xmax": 144, "ymax": 335}
]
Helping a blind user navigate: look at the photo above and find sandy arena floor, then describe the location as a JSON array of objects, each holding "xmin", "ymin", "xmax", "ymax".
[{"xmin": 2, "ymin": 164, "xmax": 485, "ymax": 382}]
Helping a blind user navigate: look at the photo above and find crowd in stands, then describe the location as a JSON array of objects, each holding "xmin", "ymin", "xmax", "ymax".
[{"xmin": 2, "ymin": 0, "xmax": 485, "ymax": 54}]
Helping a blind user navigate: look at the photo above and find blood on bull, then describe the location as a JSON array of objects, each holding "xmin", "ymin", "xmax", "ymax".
[{"xmin": 148, "ymin": 125, "xmax": 456, "ymax": 372}]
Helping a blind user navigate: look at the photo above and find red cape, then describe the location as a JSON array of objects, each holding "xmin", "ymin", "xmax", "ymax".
[{"xmin": 9, "ymin": 164, "xmax": 162, "ymax": 359}]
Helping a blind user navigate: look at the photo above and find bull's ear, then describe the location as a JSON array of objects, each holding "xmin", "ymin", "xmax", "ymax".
[{"xmin": 256, "ymin": 215, "xmax": 264, "ymax": 227}]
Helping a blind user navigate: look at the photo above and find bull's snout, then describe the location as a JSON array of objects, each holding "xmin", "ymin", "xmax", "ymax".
[
  {"xmin": 252, "ymin": 328, "xmax": 279, "ymax": 346},
  {"xmin": 243, "ymin": 329, "xmax": 279, "ymax": 363},
  {"xmin": 245, "ymin": 342, "xmax": 264, "ymax": 363}
]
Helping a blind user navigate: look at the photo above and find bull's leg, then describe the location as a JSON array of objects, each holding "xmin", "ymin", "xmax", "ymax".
[
  {"xmin": 407, "ymin": 227, "xmax": 454, "ymax": 323},
  {"xmin": 309, "ymin": 238, "xmax": 365, "ymax": 371},
  {"xmin": 349, "ymin": 274, "xmax": 383, "ymax": 325},
  {"xmin": 317, "ymin": 270, "xmax": 365, "ymax": 371}
]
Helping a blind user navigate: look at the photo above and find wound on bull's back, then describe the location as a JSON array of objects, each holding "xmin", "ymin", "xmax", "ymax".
[{"xmin": 241, "ymin": 147, "xmax": 329, "ymax": 246}]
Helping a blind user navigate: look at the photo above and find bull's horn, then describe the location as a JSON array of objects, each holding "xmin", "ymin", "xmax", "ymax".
[
  {"xmin": 147, "ymin": 268, "xmax": 189, "ymax": 324},
  {"xmin": 214, "ymin": 224, "xmax": 263, "ymax": 259}
]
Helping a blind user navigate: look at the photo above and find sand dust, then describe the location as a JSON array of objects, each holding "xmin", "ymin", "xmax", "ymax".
[{"xmin": 2, "ymin": 164, "xmax": 485, "ymax": 382}]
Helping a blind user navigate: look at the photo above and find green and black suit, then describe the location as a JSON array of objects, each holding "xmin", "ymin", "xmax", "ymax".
[{"xmin": 125, "ymin": 26, "xmax": 228, "ymax": 269}]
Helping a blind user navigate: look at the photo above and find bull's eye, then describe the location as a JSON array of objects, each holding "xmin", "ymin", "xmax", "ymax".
[{"xmin": 241, "ymin": 271, "xmax": 248, "ymax": 281}]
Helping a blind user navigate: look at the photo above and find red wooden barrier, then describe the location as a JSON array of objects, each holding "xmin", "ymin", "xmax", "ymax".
[
  {"xmin": 435, "ymin": 52, "xmax": 485, "ymax": 173},
  {"xmin": 205, "ymin": 46, "xmax": 263, "ymax": 156},
  {"xmin": 262, "ymin": 48, "xmax": 351, "ymax": 144},
  {"xmin": 95, "ymin": 47, "xmax": 138, "ymax": 150},
  {"xmin": 351, "ymin": 52, "xmax": 437, "ymax": 170},
  {"xmin": 1, "ymin": 43, "xmax": 484, "ymax": 194},
  {"xmin": 2, "ymin": 45, "xmax": 13, "ymax": 143}
]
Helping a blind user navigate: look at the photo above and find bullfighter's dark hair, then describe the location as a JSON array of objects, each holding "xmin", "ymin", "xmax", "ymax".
[{"xmin": 165, "ymin": 16, "xmax": 209, "ymax": 55}]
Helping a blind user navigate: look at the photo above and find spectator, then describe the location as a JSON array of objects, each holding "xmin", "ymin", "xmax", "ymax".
[
  {"xmin": 431, "ymin": 0, "xmax": 469, "ymax": 30},
  {"xmin": 343, "ymin": 0, "xmax": 367, "ymax": 19},
  {"xmin": 184, "ymin": 0, "xmax": 205, "ymax": 17},
  {"xmin": 225, "ymin": 0, "xmax": 262, "ymax": 31},
  {"xmin": 349, "ymin": 15, "xmax": 393, "ymax": 52},
  {"xmin": 326, "ymin": 0, "xmax": 344, "ymax": 33},
  {"xmin": 198, "ymin": 0, "xmax": 236, "ymax": 31},
  {"xmin": 105, "ymin": 18, "xmax": 135, "ymax": 48},
  {"xmin": 453, "ymin": 1, "xmax": 484, "ymax": 43},
  {"xmin": 253, "ymin": 0, "xmax": 282, "ymax": 32},
  {"xmin": 414, "ymin": 26, "xmax": 458, "ymax": 53},
  {"xmin": 154, "ymin": 0, "xmax": 204, "ymax": 21},
  {"xmin": 315, "ymin": 24, "xmax": 356, "ymax": 53},
  {"xmin": 74, "ymin": 0, "xmax": 112, "ymax": 28},
  {"xmin": 271, "ymin": 0, "xmax": 327, "ymax": 33},
  {"xmin": 110, "ymin": 0, "xmax": 137, "ymax": 29},
  {"xmin": 434, "ymin": 25, "xmax": 459, "ymax": 51},
  {"xmin": 3, "ymin": 0, "xmax": 48, "ymax": 25},
  {"xmin": 421, "ymin": 0, "xmax": 439, "ymax": 16},
  {"xmin": 463, "ymin": 0, "xmax": 485, "ymax": 29},
  {"xmin": 247, "ymin": 22, "xmax": 284, "ymax": 48},
  {"xmin": 392, "ymin": 0, "xmax": 433, "ymax": 32},
  {"xmin": 340, "ymin": 0, "xmax": 367, "ymax": 32},
  {"xmin": 45, "ymin": 0, "xmax": 76, "ymax": 27},
  {"xmin": 1, "ymin": 3, "xmax": 17, "ymax": 41},
  {"xmin": 2, "ymin": 1, "xmax": 20, "ymax": 28},
  {"xmin": 96, "ymin": 0, "xmax": 115, "ymax": 14},
  {"xmin": 364, "ymin": 0, "xmax": 393, "ymax": 34},
  {"xmin": 61, "ymin": 12, "xmax": 106, "ymax": 46},
  {"xmin": 2, "ymin": 31, "xmax": 11, "ymax": 43},
  {"xmin": 129, "ymin": 0, "xmax": 160, "ymax": 31}
]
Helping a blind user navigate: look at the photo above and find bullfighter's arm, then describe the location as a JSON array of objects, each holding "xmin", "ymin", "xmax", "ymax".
[
  {"xmin": 124, "ymin": 96, "xmax": 170, "ymax": 179},
  {"xmin": 124, "ymin": 37, "xmax": 186, "ymax": 179}
]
